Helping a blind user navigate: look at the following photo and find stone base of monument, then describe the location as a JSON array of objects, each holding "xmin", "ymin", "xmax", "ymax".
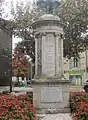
[{"xmin": 32, "ymin": 78, "xmax": 70, "ymax": 114}]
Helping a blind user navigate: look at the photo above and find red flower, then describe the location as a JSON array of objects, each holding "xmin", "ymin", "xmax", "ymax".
[
  {"xmin": 0, "ymin": 94, "xmax": 38, "ymax": 120},
  {"xmin": 70, "ymin": 92, "xmax": 88, "ymax": 120}
]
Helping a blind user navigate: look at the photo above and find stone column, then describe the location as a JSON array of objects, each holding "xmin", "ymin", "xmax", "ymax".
[
  {"xmin": 55, "ymin": 33, "xmax": 59, "ymax": 75},
  {"xmin": 58, "ymin": 34, "xmax": 62, "ymax": 75},
  {"xmin": 60, "ymin": 34, "xmax": 64, "ymax": 75},
  {"xmin": 37, "ymin": 34, "xmax": 42, "ymax": 75},
  {"xmin": 35, "ymin": 37, "xmax": 38, "ymax": 75},
  {"xmin": 41, "ymin": 32, "xmax": 46, "ymax": 75},
  {"xmin": 59, "ymin": 34, "xmax": 64, "ymax": 75}
]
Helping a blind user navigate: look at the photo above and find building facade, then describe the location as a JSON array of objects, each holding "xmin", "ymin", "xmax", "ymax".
[
  {"xmin": 0, "ymin": 28, "xmax": 12, "ymax": 86},
  {"xmin": 64, "ymin": 51, "xmax": 88, "ymax": 85}
]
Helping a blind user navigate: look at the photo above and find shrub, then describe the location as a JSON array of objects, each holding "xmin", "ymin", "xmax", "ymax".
[
  {"xmin": 74, "ymin": 102, "xmax": 88, "ymax": 120},
  {"xmin": 70, "ymin": 92, "xmax": 88, "ymax": 113},
  {"xmin": 18, "ymin": 93, "xmax": 33, "ymax": 103},
  {"xmin": 70, "ymin": 92, "xmax": 88, "ymax": 120},
  {"xmin": 0, "ymin": 94, "xmax": 37, "ymax": 120}
]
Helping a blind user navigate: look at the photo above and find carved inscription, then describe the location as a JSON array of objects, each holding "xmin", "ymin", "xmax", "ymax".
[
  {"xmin": 46, "ymin": 34, "xmax": 55, "ymax": 76},
  {"xmin": 41, "ymin": 87, "xmax": 63, "ymax": 103}
]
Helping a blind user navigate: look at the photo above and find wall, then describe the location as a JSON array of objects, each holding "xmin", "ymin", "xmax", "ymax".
[{"xmin": 0, "ymin": 29, "xmax": 12, "ymax": 86}]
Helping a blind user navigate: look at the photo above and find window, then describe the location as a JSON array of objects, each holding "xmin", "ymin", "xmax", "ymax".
[{"xmin": 69, "ymin": 75, "xmax": 82, "ymax": 85}]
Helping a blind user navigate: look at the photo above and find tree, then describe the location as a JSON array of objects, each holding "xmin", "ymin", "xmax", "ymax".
[
  {"xmin": 59, "ymin": 0, "xmax": 88, "ymax": 59},
  {"xmin": 10, "ymin": 0, "xmax": 41, "ymax": 64},
  {"xmin": 12, "ymin": 43, "xmax": 29, "ymax": 77},
  {"xmin": 10, "ymin": 0, "xmax": 62, "ymax": 63},
  {"xmin": 17, "ymin": 38, "xmax": 35, "ymax": 63},
  {"xmin": 1, "ymin": 0, "xmax": 88, "ymax": 62},
  {"xmin": 0, "ymin": 0, "xmax": 4, "ymax": 18},
  {"xmin": 0, "ymin": 0, "xmax": 14, "ymax": 33}
]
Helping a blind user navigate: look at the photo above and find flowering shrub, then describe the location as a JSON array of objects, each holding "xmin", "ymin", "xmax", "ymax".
[
  {"xmin": 74, "ymin": 102, "xmax": 88, "ymax": 120},
  {"xmin": 70, "ymin": 92, "xmax": 88, "ymax": 120},
  {"xmin": 18, "ymin": 92, "xmax": 33, "ymax": 103},
  {"xmin": 70, "ymin": 92, "xmax": 88, "ymax": 113},
  {"xmin": 0, "ymin": 94, "xmax": 37, "ymax": 120}
]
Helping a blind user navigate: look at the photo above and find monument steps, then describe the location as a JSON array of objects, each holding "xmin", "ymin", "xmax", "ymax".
[{"xmin": 37, "ymin": 113, "xmax": 72, "ymax": 120}]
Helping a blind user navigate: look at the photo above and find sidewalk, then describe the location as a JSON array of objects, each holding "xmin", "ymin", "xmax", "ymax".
[
  {"xmin": 37, "ymin": 113, "xmax": 72, "ymax": 120},
  {"xmin": 70, "ymin": 85, "xmax": 83, "ymax": 88}
]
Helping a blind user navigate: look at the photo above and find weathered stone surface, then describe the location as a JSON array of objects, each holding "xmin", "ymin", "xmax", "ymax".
[
  {"xmin": 33, "ymin": 15, "xmax": 64, "ymax": 76},
  {"xmin": 45, "ymin": 34, "xmax": 55, "ymax": 76},
  {"xmin": 32, "ymin": 14, "xmax": 70, "ymax": 114},
  {"xmin": 39, "ymin": 14, "xmax": 60, "ymax": 21},
  {"xmin": 33, "ymin": 79, "xmax": 70, "ymax": 113},
  {"xmin": 37, "ymin": 114, "xmax": 72, "ymax": 120},
  {"xmin": 41, "ymin": 87, "xmax": 62, "ymax": 103}
]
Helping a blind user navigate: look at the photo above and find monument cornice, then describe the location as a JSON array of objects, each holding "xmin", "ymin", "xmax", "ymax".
[
  {"xmin": 32, "ymin": 79, "xmax": 70, "ymax": 85},
  {"xmin": 35, "ymin": 32, "xmax": 64, "ymax": 38},
  {"xmin": 54, "ymin": 32, "xmax": 64, "ymax": 38},
  {"xmin": 35, "ymin": 32, "xmax": 47, "ymax": 37},
  {"xmin": 32, "ymin": 20, "xmax": 65, "ymax": 29},
  {"xmin": 34, "ymin": 75, "xmax": 68, "ymax": 80}
]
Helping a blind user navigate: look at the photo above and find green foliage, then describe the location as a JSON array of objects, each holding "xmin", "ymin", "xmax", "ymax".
[
  {"xmin": 0, "ymin": 0, "xmax": 5, "ymax": 18},
  {"xmin": 18, "ymin": 38, "xmax": 35, "ymax": 63},
  {"xmin": 1, "ymin": 0, "xmax": 88, "ymax": 61},
  {"xmin": 60, "ymin": 0, "xmax": 88, "ymax": 58}
]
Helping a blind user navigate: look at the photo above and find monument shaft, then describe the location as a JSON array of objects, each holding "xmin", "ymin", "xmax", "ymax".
[{"xmin": 35, "ymin": 30, "xmax": 63, "ymax": 77}]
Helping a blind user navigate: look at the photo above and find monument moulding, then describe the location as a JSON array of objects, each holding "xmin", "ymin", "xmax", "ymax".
[{"xmin": 32, "ymin": 14, "xmax": 70, "ymax": 114}]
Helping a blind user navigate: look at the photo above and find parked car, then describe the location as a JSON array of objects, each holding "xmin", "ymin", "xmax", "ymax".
[{"xmin": 83, "ymin": 79, "xmax": 88, "ymax": 92}]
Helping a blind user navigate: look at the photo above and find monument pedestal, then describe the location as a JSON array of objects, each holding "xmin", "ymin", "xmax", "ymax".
[{"xmin": 33, "ymin": 77, "xmax": 70, "ymax": 114}]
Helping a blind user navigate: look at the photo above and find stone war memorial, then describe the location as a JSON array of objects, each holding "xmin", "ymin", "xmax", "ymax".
[{"xmin": 32, "ymin": 14, "xmax": 70, "ymax": 114}]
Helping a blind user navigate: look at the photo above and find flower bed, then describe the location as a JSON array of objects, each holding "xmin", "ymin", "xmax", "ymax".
[
  {"xmin": 70, "ymin": 92, "xmax": 88, "ymax": 120},
  {"xmin": 0, "ymin": 93, "xmax": 37, "ymax": 120}
]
